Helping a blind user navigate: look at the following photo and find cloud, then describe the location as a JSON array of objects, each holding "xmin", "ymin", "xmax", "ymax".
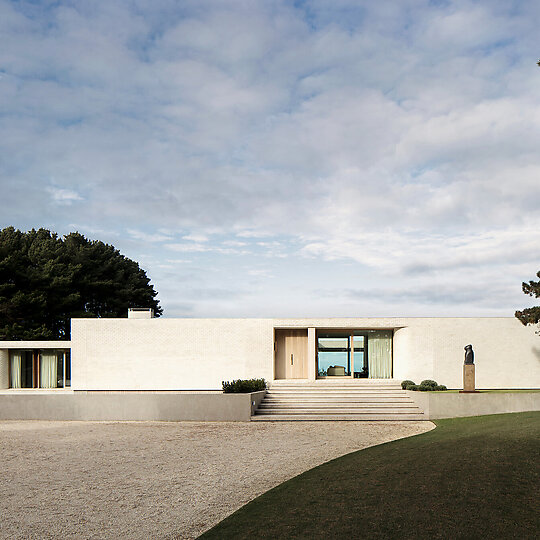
[
  {"xmin": 166, "ymin": 241, "xmax": 247, "ymax": 255},
  {"xmin": 182, "ymin": 234, "xmax": 209, "ymax": 243},
  {"xmin": 0, "ymin": 0, "xmax": 539, "ymax": 316},
  {"xmin": 127, "ymin": 229, "xmax": 173, "ymax": 243},
  {"xmin": 46, "ymin": 186, "xmax": 83, "ymax": 204}
]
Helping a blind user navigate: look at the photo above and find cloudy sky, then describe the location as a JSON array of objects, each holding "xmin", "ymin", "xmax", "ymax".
[{"xmin": 1, "ymin": 0, "xmax": 539, "ymax": 318}]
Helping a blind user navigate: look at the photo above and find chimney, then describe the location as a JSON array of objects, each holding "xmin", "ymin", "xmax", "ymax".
[{"xmin": 128, "ymin": 308, "xmax": 154, "ymax": 319}]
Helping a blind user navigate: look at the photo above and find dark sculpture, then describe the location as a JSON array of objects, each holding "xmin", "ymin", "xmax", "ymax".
[{"xmin": 464, "ymin": 344, "xmax": 474, "ymax": 365}]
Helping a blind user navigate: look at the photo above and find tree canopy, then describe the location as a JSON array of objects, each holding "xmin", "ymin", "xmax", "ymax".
[
  {"xmin": 515, "ymin": 270, "xmax": 540, "ymax": 328},
  {"xmin": 0, "ymin": 227, "xmax": 162, "ymax": 340}
]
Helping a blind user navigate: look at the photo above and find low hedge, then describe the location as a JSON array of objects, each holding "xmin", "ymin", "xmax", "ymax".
[
  {"xmin": 401, "ymin": 379, "xmax": 447, "ymax": 391},
  {"xmin": 222, "ymin": 378, "xmax": 267, "ymax": 393}
]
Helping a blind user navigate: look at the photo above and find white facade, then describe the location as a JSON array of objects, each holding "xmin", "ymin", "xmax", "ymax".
[
  {"xmin": 70, "ymin": 317, "xmax": 539, "ymax": 390},
  {"xmin": 1, "ymin": 317, "xmax": 539, "ymax": 391}
]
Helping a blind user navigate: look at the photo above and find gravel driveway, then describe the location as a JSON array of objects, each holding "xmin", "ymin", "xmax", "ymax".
[{"xmin": 0, "ymin": 420, "xmax": 433, "ymax": 539}]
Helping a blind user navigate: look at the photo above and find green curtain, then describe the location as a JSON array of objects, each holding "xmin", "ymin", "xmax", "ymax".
[
  {"xmin": 10, "ymin": 351, "xmax": 22, "ymax": 388},
  {"xmin": 40, "ymin": 351, "xmax": 57, "ymax": 388},
  {"xmin": 368, "ymin": 331, "xmax": 392, "ymax": 378}
]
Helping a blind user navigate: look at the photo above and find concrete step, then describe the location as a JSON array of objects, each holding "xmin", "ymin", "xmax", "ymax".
[
  {"xmin": 267, "ymin": 389, "xmax": 404, "ymax": 394},
  {"xmin": 264, "ymin": 395, "xmax": 413, "ymax": 403},
  {"xmin": 271, "ymin": 380, "xmax": 400, "ymax": 385},
  {"xmin": 252, "ymin": 413, "xmax": 427, "ymax": 421},
  {"xmin": 256, "ymin": 406, "xmax": 421, "ymax": 413},
  {"xmin": 259, "ymin": 403, "xmax": 418, "ymax": 409},
  {"xmin": 252, "ymin": 386, "xmax": 425, "ymax": 422},
  {"xmin": 266, "ymin": 391, "xmax": 404, "ymax": 399},
  {"xmin": 269, "ymin": 384, "xmax": 401, "ymax": 390}
]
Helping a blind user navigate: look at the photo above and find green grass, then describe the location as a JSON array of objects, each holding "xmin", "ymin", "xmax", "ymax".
[
  {"xmin": 200, "ymin": 412, "xmax": 540, "ymax": 539},
  {"xmin": 476, "ymin": 389, "xmax": 540, "ymax": 393}
]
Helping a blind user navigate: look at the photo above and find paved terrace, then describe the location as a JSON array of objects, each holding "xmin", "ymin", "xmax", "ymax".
[{"xmin": 0, "ymin": 420, "xmax": 433, "ymax": 539}]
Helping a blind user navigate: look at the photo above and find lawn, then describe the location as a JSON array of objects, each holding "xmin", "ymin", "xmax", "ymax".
[{"xmin": 200, "ymin": 412, "xmax": 540, "ymax": 539}]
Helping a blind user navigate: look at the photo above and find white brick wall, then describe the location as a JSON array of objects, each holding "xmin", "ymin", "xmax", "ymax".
[
  {"xmin": 5, "ymin": 317, "xmax": 539, "ymax": 391},
  {"xmin": 71, "ymin": 318, "xmax": 274, "ymax": 390},
  {"xmin": 389, "ymin": 318, "xmax": 539, "ymax": 388}
]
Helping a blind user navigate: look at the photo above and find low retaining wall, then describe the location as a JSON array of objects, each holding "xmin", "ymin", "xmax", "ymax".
[
  {"xmin": 0, "ymin": 391, "xmax": 267, "ymax": 422},
  {"xmin": 407, "ymin": 391, "xmax": 540, "ymax": 419}
]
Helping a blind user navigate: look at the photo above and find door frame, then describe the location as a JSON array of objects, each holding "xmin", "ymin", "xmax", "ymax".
[{"xmin": 273, "ymin": 328, "xmax": 308, "ymax": 380}]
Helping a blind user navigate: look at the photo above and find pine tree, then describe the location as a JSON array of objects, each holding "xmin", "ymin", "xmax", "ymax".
[
  {"xmin": 0, "ymin": 227, "xmax": 162, "ymax": 339},
  {"xmin": 515, "ymin": 270, "xmax": 540, "ymax": 328}
]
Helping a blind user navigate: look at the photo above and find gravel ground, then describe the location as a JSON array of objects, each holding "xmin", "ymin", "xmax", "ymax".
[{"xmin": 0, "ymin": 420, "xmax": 434, "ymax": 539}]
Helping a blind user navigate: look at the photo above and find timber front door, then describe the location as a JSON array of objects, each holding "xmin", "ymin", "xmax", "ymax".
[{"xmin": 274, "ymin": 329, "xmax": 308, "ymax": 379}]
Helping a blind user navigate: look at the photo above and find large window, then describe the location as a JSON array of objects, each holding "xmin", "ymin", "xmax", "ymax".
[
  {"xmin": 317, "ymin": 335, "xmax": 351, "ymax": 377},
  {"xmin": 317, "ymin": 330, "xmax": 392, "ymax": 378},
  {"xmin": 9, "ymin": 349, "xmax": 71, "ymax": 389}
]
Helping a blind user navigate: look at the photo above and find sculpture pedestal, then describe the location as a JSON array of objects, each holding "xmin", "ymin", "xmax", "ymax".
[{"xmin": 460, "ymin": 364, "xmax": 479, "ymax": 393}]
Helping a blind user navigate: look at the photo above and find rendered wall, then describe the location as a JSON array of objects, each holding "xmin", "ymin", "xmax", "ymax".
[
  {"xmin": 408, "ymin": 391, "xmax": 540, "ymax": 419},
  {"xmin": 0, "ymin": 391, "xmax": 266, "ymax": 421}
]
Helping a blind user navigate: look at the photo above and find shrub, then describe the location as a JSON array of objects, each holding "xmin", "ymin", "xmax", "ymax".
[
  {"xmin": 406, "ymin": 379, "xmax": 448, "ymax": 391},
  {"xmin": 420, "ymin": 379, "xmax": 438, "ymax": 389},
  {"xmin": 222, "ymin": 378, "xmax": 267, "ymax": 393},
  {"xmin": 401, "ymin": 380, "xmax": 415, "ymax": 390}
]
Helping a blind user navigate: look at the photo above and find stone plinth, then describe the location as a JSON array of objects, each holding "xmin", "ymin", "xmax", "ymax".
[{"xmin": 460, "ymin": 364, "xmax": 477, "ymax": 393}]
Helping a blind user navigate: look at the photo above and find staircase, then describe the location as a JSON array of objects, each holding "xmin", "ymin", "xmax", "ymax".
[{"xmin": 251, "ymin": 380, "xmax": 426, "ymax": 421}]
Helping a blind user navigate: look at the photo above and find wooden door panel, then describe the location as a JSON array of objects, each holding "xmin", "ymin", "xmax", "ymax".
[
  {"xmin": 275, "ymin": 332, "xmax": 287, "ymax": 379},
  {"xmin": 275, "ymin": 330, "xmax": 308, "ymax": 379}
]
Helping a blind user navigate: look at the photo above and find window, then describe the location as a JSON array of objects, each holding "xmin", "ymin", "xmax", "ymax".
[
  {"xmin": 352, "ymin": 333, "xmax": 368, "ymax": 378},
  {"xmin": 9, "ymin": 350, "xmax": 33, "ymax": 388},
  {"xmin": 316, "ymin": 330, "xmax": 393, "ymax": 378},
  {"xmin": 317, "ymin": 335, "xmax": 351, "ymax": 376},
  {"xmin": 9, "ymin": 349, "xmax": 71, "ymax": 389}
]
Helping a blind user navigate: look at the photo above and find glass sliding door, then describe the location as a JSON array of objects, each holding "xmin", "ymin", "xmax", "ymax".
[
  {"xmin": 55, "ymin": 350, "xmax": 71, "ymax": 388},
  {"xmin": 65, "ymin": 350, "xmax": 71, "ymax": 387},
  {"xmin": 9, "ymin": 349, "xmax": 71, "ymax": 389},
  {"xmin": 367, "ymin": 330, "xmax": 393, "ymax": 378},
  {"xmin": 316, "ymin": 330, "xmax": 393, "ymax": 379},
  {"xmin": 40, "ymin": 351, "xmax": 57, "ymax": 388},
  {"xmin": 10, "ymin": 350, "xmax": 33, "ymax": 388},
  {"xmin": 39, "ymin": 350, "xmax": 71, "ymax": 388},
  {"xmin": 10, "ymin": 351, "xmax": 23, "ymax": 388},
  {"xmin": 317, "ymin": 333, "xmax": 351, "ymax": 377},
  {"xmin": 353, "ymin": 334, "xmax": 368, "ymax": 378}
]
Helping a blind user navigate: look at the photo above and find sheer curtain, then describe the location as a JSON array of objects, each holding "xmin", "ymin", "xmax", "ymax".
[
  {"xmin": 40, "ymin": 351, "xmax": 57, "ymax": 388},
  {"xmin": 10, "ymin": 351, "xmax": 22, "ymax": 388},
  {"xmin": 368, "ymin": 331, "xmax": 393, "ymax": 378}
]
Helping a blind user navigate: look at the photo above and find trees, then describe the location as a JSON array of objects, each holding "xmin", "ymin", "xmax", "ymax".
[
  {"xmin": 515, "ymin": 270, "xmax": 540, "ymax": 329},
  {"xmin": 0, "ymin": 227, "xmax": 162, "ymax": 340}
]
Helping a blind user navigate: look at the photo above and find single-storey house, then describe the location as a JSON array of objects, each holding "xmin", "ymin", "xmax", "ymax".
[{"xmin": 1, "ymin": 309, "xmax": 539, "ymax": 391}]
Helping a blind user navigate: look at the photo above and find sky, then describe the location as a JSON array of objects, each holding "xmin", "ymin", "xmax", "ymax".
[{"xmin": 1, "ymin": 0, "xmax": 539, "ymax": 318}]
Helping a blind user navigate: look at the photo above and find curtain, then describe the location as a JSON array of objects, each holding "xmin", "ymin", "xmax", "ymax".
[
  {"xmin": 40, "ymin": 351, "xmax": 58, "ymax": 388},
  {"xmin": 368, "ymin": 331, "xmax": 393, "ymax": 378},
  {"xmin": 10, "ymin": 351, "xmax": 22, "ymax": 389}
]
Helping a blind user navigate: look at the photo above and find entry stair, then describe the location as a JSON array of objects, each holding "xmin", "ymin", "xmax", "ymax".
[{"xmin": 251, "ymin": 380, "xmax": 427, "ymax": 421}]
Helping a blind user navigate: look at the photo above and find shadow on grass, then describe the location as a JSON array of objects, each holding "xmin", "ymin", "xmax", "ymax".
[{"xmin": 200, "ymin": 412, "xmax": 540, "ymax": 539}]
